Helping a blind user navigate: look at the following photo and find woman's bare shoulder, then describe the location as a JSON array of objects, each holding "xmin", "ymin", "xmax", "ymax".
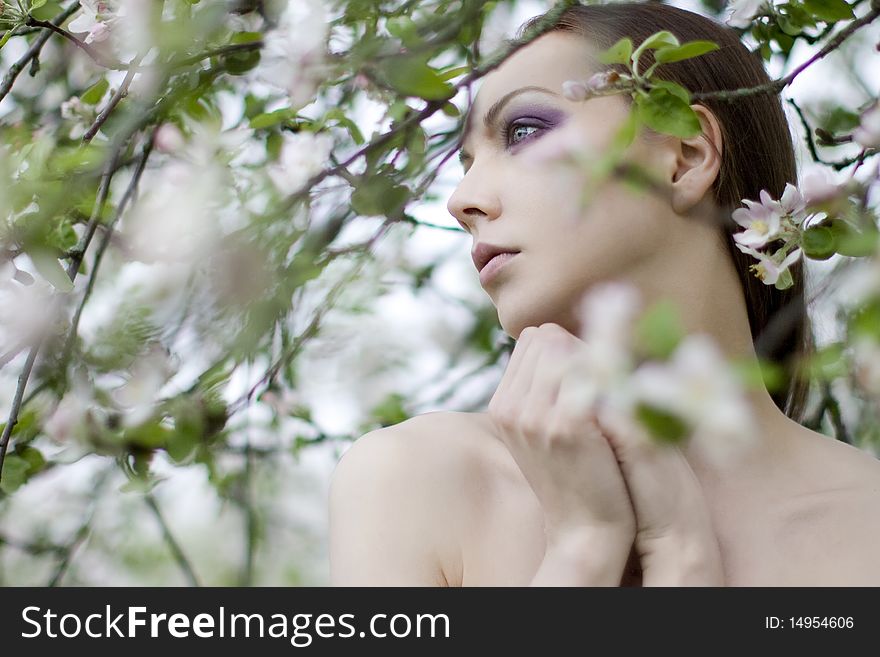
[{"xmin": 328, "ymin": 410, "xmax": 503, "ymax": 585}]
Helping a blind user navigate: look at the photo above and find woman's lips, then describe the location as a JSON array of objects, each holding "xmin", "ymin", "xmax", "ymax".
[{"xmin": 479, "ymin": 251, "xmax": 519, "ymax": 287}]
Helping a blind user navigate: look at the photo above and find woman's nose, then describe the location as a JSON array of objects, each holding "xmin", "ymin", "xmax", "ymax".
[{"xmin": 446, "ymin": 168, "xmax": 502, "ymax": 234}]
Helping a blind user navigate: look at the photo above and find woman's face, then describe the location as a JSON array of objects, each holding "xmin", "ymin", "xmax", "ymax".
[{"xmin": 448, "ymin": 31, "xmax": 681, "ymax": 339}]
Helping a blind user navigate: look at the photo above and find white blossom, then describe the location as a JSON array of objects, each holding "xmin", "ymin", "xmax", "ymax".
[
  {"xmin": 67, "ymin": 0, "xmax": 119, "ymax": 44},
  {"xmin": 267, "ymin": 131, "xmax": 334, "ymax": 196},
  {"xmin": 627, "ymin": 333, "xmax": 758, "ymax": 464},
  {"xmin": 735, "ymin": 243, "xmax": 803, "ymax": 288},
  {"xmin": 111, "ymin": 343, "xmax": 174, "ymax": 427},
  {"xmin": 256, "ymin": 0, "xmax": 331, "ymax": 110},
  {"xmin": 556, "ymin": 282, "xmax": 643, "ymax": 413},
  {"xmin": 724, "ymin": 0, "xmax": 768, "ymax": 29}
]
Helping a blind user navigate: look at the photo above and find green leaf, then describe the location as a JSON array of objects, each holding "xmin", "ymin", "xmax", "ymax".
[
  {"xmin": 632, "ymin": 30, "xmax": 680, "ymax": 66},
  {"xmin": 598, "ymin": 37, "xmax": 633, "ymax": 65},
  {"xmin": 439, "ymin": 65, "xmax": 469, "ymax": 82},
  {"xmin": 249, "ymin": 107, "xmax": 299, "ymax": 130},
  {"xmin": 648, "ymin": 80, "xmax": 691, "ymax": 104},
  {"xmin": 635, "ymin": 87, "xmax": 700, "ymax": 138},
  {"xmin": 802, "ymin": 342, "xmax": 848, "ymax": 381},
  {"xmin": 850, "ymin": 302, "xmax": 880, "ymax": 341},
  {"xmin": 803, "ymin": 0, "xmax": 855, "ymax": 22},
  {"xmin": 0, "ymin": 455, "xmax": 30, "ymax": 494},
  {"xmin": 729, "ymin": 357, "xmax": 786, "ymax": 393},
  {"xmin": 830, "ymin": 220, "xmax": 879, "ymax": 257},
  {"xmin": 773, "ymin": 267, "xmax": 794, "ymax": 290},
  {"xmin": 633, "ymin": 299, "xmax": 685, "ymax": 360},
  {"xmin": 654, "ymin": 40, "xmax": 719, "ymax": 64},
  {"xmin": 801, "ymin": 225, "xmax": 836, "ymax": 259},
  {"xmin": 81, "ymin": 78, "xmax": 109, "ymax": 105},
  {"xmin": 380, "ymin": 55, "xmax": 454, "ymax": 100},
  {"xmin": 30, "ymin": 248, "xmax": 73, "ymax": 292},
  {"xmin": 351, "ymin": 174, "xmax": 410, "ymax": 217},
  {"xmin": 369, "ymin": 392, "xmax": 409, "ymax": 428},
  {"xmin": 30, "ymin": 0, "xmax": 49, "ymax": 9},
  {"xmin": 634, "ymin": 403, "xmax": 689, "ymax": 444}
]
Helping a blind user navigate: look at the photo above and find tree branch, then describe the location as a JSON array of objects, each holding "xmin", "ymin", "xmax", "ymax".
[
  {"xmin": 0, "ymin": 2, "xmax": 80, "ymax": 104},
  {"xmin": 24, "ymin": 15, "xmax": 125, "ymax": 70},
  {"xmin": 82, "ymin": 51, "xmax": 146, "ymax": 143},
  {"xmin": 144, "ymin": 491, "xmax": 201, "ymax": 587},
  {"xmin": 692, "ymin": 7, "xmax": 880, "ymax": 103}
]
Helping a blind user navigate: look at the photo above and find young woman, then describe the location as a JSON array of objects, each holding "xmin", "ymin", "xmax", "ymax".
[{"xmin": 328, "ymin": 2, "xmax": 880, "ymax": 586}]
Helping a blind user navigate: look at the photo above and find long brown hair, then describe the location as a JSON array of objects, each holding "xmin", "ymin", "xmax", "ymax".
[{"xmin": 515, "ymin": 1, "xmax": 814, "ymax": 423}]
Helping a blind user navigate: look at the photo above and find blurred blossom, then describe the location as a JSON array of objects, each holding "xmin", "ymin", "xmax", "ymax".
[
  {"xmin": 67, "ymin": 1, "xmax": 119, "ymax": 45},
  {"xmin": 43, "ymin": 378, "xmax": 97, "ymax": 445},
  {"xmin": 627, "ymin": 333, "xmax": 758, "ymax": 465},
  {"xmin": 267, "ymin": 131, "xmax": 334, "ymax": 196},
  {"xmin": 799, "ymin": 168, "xmax": 843, "ymax": 206},
  {"xmin": 562, "ymin": 71, "xmax": 622, "ymax": 101},
  {"xmin": 123, "ymin": 158, "xmax": 224, "ymax": 264},
  {"xmin": 557, "ymin": 282, "xmax": 643, "ymax": 413},
  {"xmin": 0, "ymin": 277, "xmax": 57, "ymax": 346},
  {"xmin": 68, "ymin": 0, "xmax": 154, "ymax": 59},
  {"xmin": 153, "ymin": 122, "xmax": 186, "ymax": 154},
  {"xmin": 257, "ymin": 0, "xmax": 331, "ymax": 109},
  {"xmin": 60, "ymin": 95, "xmax": 96, "ymax": 140},
  {"xmin": 111, "ymin": 343, "xmax": 174, "ymax": 427},
  {"xmin": 724, "ymin": 0, "xmax": 768, "ymax": 29},
  {"xmin": 853, "ymin": 101, "xmax": 880, "ymax": 150}
]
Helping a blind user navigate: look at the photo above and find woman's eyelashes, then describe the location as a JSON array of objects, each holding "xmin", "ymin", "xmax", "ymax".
[{"xmin": 504, "ymin": 119, "xmax": 547, "ymax": 150}]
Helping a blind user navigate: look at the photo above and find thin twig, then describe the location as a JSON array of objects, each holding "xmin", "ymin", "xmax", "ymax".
[
  {"xmin": 692, "ymin": 7, "xmax": 880, "ymax": 103},
  {"xmin": 166, "ymin": 41, "xmax": 264, "ymax": 69},
  {"xmin": 0, "ymin": 3, "xmax": 80, "ymax": 103},
  {"xmin": 240, "ymin": 440, "xmax": 256, "ymax": 587},
  {"xmin": 275, "ymin": 0, "xmax": 580, "ymax": 214},
  {"xmin": 24, "ymin": 15, "xmax": 124, "ymax": 70},
  {"xmin": 144, "ymin": 491, "xmax": 201, "ymax": 587},
  {"xmin": 0, "ymin": 141, "xmax": 122, "ymax": 483},
  {"xmin": 59, "ymin": 131, "xmax": 154, "ymax": 368},
  {"xmin": 82, "ymin": 51, "xmax": 146, "ymax": 143}
]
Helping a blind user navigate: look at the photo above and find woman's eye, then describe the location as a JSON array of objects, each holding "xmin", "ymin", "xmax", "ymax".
[{"xmin": 506, "ymin": 122, "xmax": 542, "ymax": 148}]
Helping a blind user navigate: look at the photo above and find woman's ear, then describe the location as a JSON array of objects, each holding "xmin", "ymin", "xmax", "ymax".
[{"xmin": 669, "ymin": 104, "xmax": 723, "ymax": 215}]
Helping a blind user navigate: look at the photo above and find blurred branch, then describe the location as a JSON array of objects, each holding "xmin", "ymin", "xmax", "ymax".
[
  {"xmin": 240, "ymin": 441, "xmax": 257, "ymax": 587},
  {"xmin": 0, "ymin": 138, "xmax": 124, "ymax": 483},
  {"xmin": 48, "ymin": 464, "xmax": 113, "ymax": 586},
  {"xmin": 0, "ymin": 2, "xmax": 80, "ymax": 104},
  {"xmin": 82, "ymin": 51, "xmax": 146, "ymax": 143},
  {"xmin": 60, "ymin": 130, "xmax": 156, "ymax": 369},
  {"xmin": 277, "ymin": 0, "xmax": 581, "ymax": 213},
  {"xmin": 144, "ymin": 491, "xmax": 201, "ymax": 587},
  {"xmin": 692, "ymin": 7, "xmax": 880, "ymax": 103},
  {"xmin": 786, "ymin": 98, "xmax": 878, "ymax": 171}
]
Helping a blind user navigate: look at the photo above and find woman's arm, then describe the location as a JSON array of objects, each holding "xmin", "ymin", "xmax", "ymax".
[{"xmin": 328, "ymin": 423, "xmax": 459, "ymax": 586}]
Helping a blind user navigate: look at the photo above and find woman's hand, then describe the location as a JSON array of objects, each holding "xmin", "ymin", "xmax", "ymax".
[
  {"xmin": 488, "ymin": 323, "xmax": 637, "ymax": 551},
  {"xmin": 595, "ymin": 399, "xmax": 725, "ymax": 585}
]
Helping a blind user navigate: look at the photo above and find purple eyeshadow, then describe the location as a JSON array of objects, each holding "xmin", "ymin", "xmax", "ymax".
[{"xmin": 505, "ymin": 104, "xmax": 567, "ymax": 126}]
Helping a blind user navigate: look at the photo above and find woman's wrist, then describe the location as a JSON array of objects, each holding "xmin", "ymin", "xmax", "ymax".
[
  {"xmin": 639, "ymin": 529, "xmax": 724, "ymax": 586},
  {"xmin": 531, "ymin": 525, "xmax": 633, "ymax": 587}
]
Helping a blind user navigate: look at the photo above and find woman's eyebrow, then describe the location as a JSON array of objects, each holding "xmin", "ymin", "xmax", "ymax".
[{"xmin": 457, "ymin": 85, "xmax": 560, "ymax": 163}]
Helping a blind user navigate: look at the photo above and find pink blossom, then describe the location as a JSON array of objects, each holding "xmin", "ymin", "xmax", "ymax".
[{"xmin": 735, "ymin": 244, "xmax": 803, "ymax": 287}]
